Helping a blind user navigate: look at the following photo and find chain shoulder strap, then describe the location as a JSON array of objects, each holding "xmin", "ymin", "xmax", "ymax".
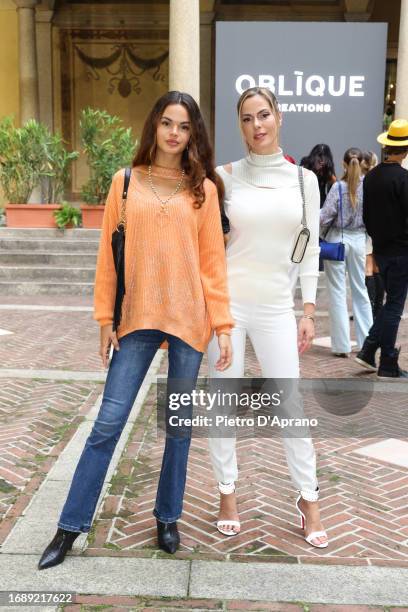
[
  {"xmin": 118, "ymin": 167, "xmax": 132, "ymax": 232},
  {"xmin": 298, "ymin": 165, "xmax": 307, "ymax": 228}
]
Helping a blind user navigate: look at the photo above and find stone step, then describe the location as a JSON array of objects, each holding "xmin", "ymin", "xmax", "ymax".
[
  {"xmin": 0, "ymin": 252, "xmax": 98, "ymax": 265},
  {"xmin": 0, "ymin": 281, "xmax": 94, "ymax": 296},
  {"xmin": 0, "ymin": 228, "xmax": 99, "ymax": 295},
  {"xmin": 0, "ymin": 266, "xmax": 96, "ymax": 282},
  {"xmin": 0, "ymin": 238, "xmax": 99, "ymax": 252},
  {"xmin": 0, "ymin": 228, "xmax": 101, "ymax": 240},
  {"xmin": 0, "ymin": 282, "xmax": 327, "ymax": 298}
]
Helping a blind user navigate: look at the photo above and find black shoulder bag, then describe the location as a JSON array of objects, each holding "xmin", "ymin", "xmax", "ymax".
[
  {"xmin": 221, "ymin": 206, "xmax": 230, "ymax": 234},
  {"xmin": 319, "ymin": 182, "xmax": 345, "ymax": 261},
  {"xmin": 111, "ymin": 167, "xmax": 131, "ymax": 332}
]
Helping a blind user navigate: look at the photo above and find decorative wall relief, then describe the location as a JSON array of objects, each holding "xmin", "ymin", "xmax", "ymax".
[
  {"xmin": 58, "ymin": 29, "xmax": 169, "ymax": 196},
  {"xmin": 74, "ymin": 44, "xmax": 168, "ymax": 97}
]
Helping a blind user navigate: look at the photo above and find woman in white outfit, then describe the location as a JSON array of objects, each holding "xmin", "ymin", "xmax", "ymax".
[
  {"xmin": 207, "ymin": 87, "xmax": 328, "ymax": 548},
  {"xmin": 320, "ymin": 148, "xmax": 373, "ymax": 357}
]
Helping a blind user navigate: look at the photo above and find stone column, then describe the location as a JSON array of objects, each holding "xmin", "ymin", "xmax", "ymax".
[
  {"xmin": 395, "ymin": 0, "xmax": 408, "ymax": 120},
  {"xmin": 14, "ymin": 0, "xmax": 40, "ymax": 123},
  {"xmin": 36, "ymin": 9, "xmax": 54, "ymax": 130},
  {"xmin": 395, "ymin": 0, "xmax": 408, "ymax": 168},
  {"xmin": 169, "ymin": 0, "xmax": 200, "ymax": 103},
  {"xmin": 200, "ymin": 13, "xmax": 214, "ymax": 140}
]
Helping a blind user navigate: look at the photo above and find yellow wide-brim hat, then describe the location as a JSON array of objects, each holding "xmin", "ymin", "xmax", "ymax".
[{"xmin": 378, "ymin": 119, "xmax": 408, "ymax": 146}]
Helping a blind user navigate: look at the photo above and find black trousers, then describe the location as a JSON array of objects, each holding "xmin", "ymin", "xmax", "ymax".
[{"xmin": 366, "ymin": 254, "xmax": 408, "ymax": 356}]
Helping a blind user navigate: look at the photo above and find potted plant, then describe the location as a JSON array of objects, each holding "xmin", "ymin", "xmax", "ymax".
[
  {"xmin": 41, "ymin": 131, "xmax": 79, "ymax": 206},
  {"xmin": 0, "ymin": 117, "xmax": 79, "ymax": 228},
  {"xmin": 1, "ymin": 117, "xmax": 48, "ymax": 227},
  {"xmin": 80, "ymin": 108, "xmax": 137, "ymax": 228},
  {"xmin": 54, "ymin": 202, "xmax": 82, "ymax": 230}
]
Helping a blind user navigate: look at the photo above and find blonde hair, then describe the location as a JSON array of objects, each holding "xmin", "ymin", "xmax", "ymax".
[
  {"xmin": 236, "ymin": 87, "xmax": 281, "ymax": 150},
  {"xmin": 361, "ymin": 151, "xmax": 378, "ymax": 175},
  {"xmin": 342, "ymin": 147, "xmax": 363, "ymax": 209}
]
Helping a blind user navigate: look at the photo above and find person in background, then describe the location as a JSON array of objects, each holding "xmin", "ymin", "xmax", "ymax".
[
  {"xmin": 361, "ymin": 151, "xmax": 383, "ymax": 320},
  {"xmin": 356, "ymin": 120, "xmax": 408, "ymax": 380},
  {"xmin": 320, "ymin": 148, "xmax": 373, "ymax": 357},
  {"xmin": 301, "ymin": 144, "xmax": 337, "ymax": 208},
  {"xmin": 383, "ymin": 105, "xmax": 394, "ymax": 131},
  {"xmin": 361, "ymin": 151, "xmax": 378, "ymax": 174}
]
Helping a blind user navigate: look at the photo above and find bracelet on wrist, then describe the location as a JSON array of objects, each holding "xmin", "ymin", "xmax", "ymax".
[{"xmin": 302, "ymin": 314, "xmax": 315, "ymax": 323}]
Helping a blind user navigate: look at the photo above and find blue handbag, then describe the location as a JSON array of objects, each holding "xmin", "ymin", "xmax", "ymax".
[{"xmin": 319, "ymin": 182, "xmax": 345, "ymax": 262}]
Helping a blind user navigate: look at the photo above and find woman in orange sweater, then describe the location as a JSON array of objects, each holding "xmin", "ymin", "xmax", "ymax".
[{"xmin": 38, "ymin": 91, "xmax": 234, "ymax": 570}]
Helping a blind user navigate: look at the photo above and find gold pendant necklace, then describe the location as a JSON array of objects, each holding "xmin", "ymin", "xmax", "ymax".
[{"xmin": 148, "ymin": 165, "xmax": 185, "ymax": 215}]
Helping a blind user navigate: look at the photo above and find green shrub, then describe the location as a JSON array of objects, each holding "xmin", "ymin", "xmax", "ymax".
[
  {"xmin": 80, "ymin": 107, "xmax": 137, "ymax": 204},
  {"xmin": 0, "ymin": 116, "xmax": 79, "ymax": 204},
  {"xmin": 41, "ymin": 133, "xmax": 79, "ymax": 203},
  {"xmin": 53, "ymin": 203, "xmax": 82, "ymax": 229},
  {"xmin": 0, "ymin": 117, "xmax": 48, "ymax": 203}
]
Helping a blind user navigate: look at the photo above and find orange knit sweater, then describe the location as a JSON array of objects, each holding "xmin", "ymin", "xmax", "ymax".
[{"xmin": 94, "ymin": 166, "xmax": 234, "ymax": 352}]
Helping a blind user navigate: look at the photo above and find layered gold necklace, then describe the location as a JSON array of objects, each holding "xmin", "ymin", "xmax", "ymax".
[{"xmin": 148, "ymin": 164, "xmax": 185, "ymax": 215}]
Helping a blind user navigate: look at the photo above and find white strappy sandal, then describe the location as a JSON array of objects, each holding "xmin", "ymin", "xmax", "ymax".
[
  {"xmin": 216, "ymin": 482, "xmax": 240, "ymax": 537},
  {"xmin": 295, "ymin": 493, "xmax": 328, "ymax": 549}
]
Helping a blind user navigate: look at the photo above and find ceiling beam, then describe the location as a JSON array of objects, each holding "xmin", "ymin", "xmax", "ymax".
[
  {"xmin": 213, "ymin": 1, "xmax": 345, "ymax": 22},
  {"xmin": 344, "ymin": 0, "xmax": 375, "ymax": 22},
  {"xmin": 200, "ymin": 0, "xmax": 215, "ymax": 11}
]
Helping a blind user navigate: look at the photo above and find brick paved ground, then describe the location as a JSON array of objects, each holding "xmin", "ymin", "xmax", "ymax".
[
  {"xmin": 0, "ymin": 311, "xmax": 101, "ymax": 371},
  {"xmin": 0, "ymin": 378, "xmax": 103, "ymax": 545},
  {"xmin": 1, "ymin": 293, "xmax": 408, "ymax": 609},
  {"xmin": 60, "ymin": 595, "xmax": 408, "ymax": 611},
  {"xmin": 0, "ymin": 299, "xmax": 104, "ymax": 544},
  {"xmin": 83, "ymin": 295, "xmax": 408, "ymax": 568},
  {"xmin": 87, "ymin": 364, "xmax": 408, "ymax": 567}
]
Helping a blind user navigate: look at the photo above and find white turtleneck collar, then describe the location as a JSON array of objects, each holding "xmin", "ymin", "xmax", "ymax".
[
  {"xmin": 247, "ymin": 148, "xmax": 285, "ymax": 168},
  {"xmin": 231, "ymin": 147, "xmax": 299, "ymax": 189}
]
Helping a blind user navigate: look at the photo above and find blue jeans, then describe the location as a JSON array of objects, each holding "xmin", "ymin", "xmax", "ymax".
[
  {"xmin": 58, "ymin": 329, "xmax": 203, "ymax": 532},
  {"xmin": 366, "ymin": 254, "xmax": 408, "ymax": 357},
  {"xmin": 324, "ymin": 229, "xmax": 373, "ymax": 353}
]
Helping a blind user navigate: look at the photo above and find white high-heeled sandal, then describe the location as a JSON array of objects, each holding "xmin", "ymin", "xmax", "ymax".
[
  {"xmin": 295, "ymin": 492, "xmax": 328, "ymax": 549},
  {"xmin": 216, "ymin": 482, "xmax": 240, "ymax": 537}
]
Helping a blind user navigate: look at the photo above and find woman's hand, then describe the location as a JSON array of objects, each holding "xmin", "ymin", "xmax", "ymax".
[
  {"xmin": 298, "ymin": 317, "xmax": 315, "ymax": 355},
  {"xmin": 99, "ymin": 324, "xmax": 120, "ymax": 368},
  {"xmin": 215, "ymin": 333, "xmax": 233, "ymax": 371}
]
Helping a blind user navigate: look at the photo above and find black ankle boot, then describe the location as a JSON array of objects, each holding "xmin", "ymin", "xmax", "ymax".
[
  {"xmin": 156, "ymin": 519, "xmax": 180, "ymax": 554},
  {"xmin": 355, "ymin": 338, "xmax": 379, "ymax": 371},
  {"xmin": 377, "ymin": 348, "xmax": 408, "ymax": 380},
  {"xmin": 38, "ymin": 528, "xmax": 80, "ymax": 570}
]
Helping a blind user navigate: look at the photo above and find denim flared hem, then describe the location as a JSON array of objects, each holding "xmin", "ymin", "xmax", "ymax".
[
  {"xmin": 152, "ymin": 508, "xmax": 181, "ymax": 523},
  {"xmin": 57, "ymin": 521, "xmax": 90, "ymax": 533}
]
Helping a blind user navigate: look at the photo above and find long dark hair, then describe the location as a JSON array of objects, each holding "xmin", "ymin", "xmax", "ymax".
[
  {"xmin": 301, "ymin": 144, "xmax": 336, "ymax": 183},
  {"xmin": 132, "ymin": 91, "xmax": 224, "ymax": 208}
]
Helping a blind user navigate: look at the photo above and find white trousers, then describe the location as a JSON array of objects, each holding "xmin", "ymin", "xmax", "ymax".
[
  {"xmin": 324, "ymin": 229, "xmax": 373, "ymax": 353},
  {"xmin": 207, "ymin": 302, "xmax": 319, "ymax": 501}
]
